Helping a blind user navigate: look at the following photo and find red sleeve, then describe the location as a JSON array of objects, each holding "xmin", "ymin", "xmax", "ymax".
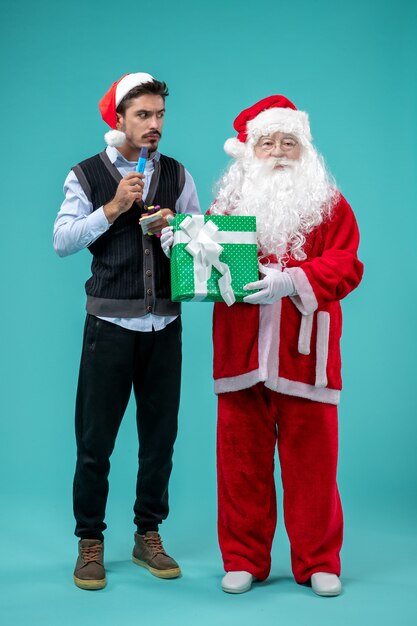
[{"xmin": 286, "ymin": 196, "xmax": 364, "ymax": 314}]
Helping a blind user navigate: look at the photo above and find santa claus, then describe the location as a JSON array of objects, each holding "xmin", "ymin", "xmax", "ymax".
[{"xmin": 161, "ymin": 95, "xmax": 363, "ymax": 596}]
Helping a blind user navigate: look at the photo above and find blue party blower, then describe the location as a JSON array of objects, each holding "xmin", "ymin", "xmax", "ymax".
[
  {"xmin": 136, "ymin": 146, "xmax": 148, "ymax": 173},
  {"xmin": 137, "ymin": 147, "xmax": 163, "ymax": 235}
]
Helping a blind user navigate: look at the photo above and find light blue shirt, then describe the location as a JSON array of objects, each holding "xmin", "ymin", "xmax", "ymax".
[{"xmin": 53, "ymin": 146, "xmax": 201, "ymax": 331}]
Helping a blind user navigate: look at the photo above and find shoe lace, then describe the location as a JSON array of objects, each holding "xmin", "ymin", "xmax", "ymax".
[
  {"xmin": 80, "ymin": 544, "xmax": 102, "ymax": 563},
  {"xmin": 144, "ymin": 533, "xmax": 166, "ymax": 556}
]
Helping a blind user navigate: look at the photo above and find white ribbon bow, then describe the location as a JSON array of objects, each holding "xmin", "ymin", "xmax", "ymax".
[{"xmin": 175, "ymin": 215, "xmax": 236, "ymax": 306}]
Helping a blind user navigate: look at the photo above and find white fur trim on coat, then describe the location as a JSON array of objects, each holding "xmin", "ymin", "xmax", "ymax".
[{"xmin": 286, "ymin": 267, "xmax": 318, "ymax": 316}]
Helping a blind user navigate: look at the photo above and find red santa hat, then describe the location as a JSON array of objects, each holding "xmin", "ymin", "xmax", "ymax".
[
  {"xmin": 224, "ymin": 95, "xmax": 312, "ymax": 158},
  {"xmin": 99, "ymin": 72, "xmax": 155, "ymax": 147}
]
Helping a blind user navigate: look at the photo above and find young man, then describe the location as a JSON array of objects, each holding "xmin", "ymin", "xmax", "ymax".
[{"xmin": 54, "ymin": 72, "xmax": 200, "ymax": 590}]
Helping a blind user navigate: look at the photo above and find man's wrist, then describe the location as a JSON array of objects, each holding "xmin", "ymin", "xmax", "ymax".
[{"xmin": 103, "ymin": 201, "xmax": 120, "ymax": 224}]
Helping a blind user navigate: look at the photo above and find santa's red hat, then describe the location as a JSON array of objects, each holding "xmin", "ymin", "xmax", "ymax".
[
  {"xmin": 99, "ymin": 72, "xmax": 155, "ymax": 147},
  {"xmin": 224, "ymin": 95, "xmax": 311, "ymax": 158}
]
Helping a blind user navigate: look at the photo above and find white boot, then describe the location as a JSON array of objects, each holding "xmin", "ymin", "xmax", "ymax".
[
  {"xmin": 311, "ymin": 572, "xmax": 342, "ymax": 596},
  {"xmin": 222, "ymin": 571, "xmax": 254, "ymax": 594}
]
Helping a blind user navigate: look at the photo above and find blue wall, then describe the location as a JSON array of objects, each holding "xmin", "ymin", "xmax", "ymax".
[{"xmin": 1, "ymin": 1, "xmax": 416, "ymax": 623}]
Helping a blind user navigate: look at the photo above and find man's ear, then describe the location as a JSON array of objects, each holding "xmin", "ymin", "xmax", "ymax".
[{"xmin": 116, "ymin": 113, "xmax": 124, "ymax": 130}]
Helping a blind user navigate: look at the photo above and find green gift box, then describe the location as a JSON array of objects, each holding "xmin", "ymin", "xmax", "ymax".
[{"xmin": 170, "ymin": 214, "xmax": 259, "ymax": 306}]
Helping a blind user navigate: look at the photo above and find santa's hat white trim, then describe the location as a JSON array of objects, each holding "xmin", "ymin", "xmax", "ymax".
[
  {"xmin": 247, "ymin": 108, "xmax": 311, "ymax": 143},
  {"xmin": 115, "ymin": 72, "xmax": 155, "ymax": 107}
]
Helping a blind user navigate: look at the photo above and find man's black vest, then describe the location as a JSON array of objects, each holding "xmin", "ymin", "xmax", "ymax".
[{"xmin": 73, "ymin": 151, "xmax": 184, "ymax": 317}]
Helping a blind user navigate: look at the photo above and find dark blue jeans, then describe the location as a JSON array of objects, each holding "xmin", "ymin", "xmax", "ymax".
[{"xmin": 73, "ymin": 315, "xmax": 182, "ymax": 540}]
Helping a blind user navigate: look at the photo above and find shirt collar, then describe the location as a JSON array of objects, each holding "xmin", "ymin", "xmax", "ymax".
[{"xmin": 106, "ymin": 145, "xmax": 160, "ymax": 165}]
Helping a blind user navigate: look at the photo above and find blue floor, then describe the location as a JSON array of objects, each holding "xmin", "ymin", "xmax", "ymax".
[{"xmin": 1, "ymin": 503, "xmax": 416, "ymax": 626}]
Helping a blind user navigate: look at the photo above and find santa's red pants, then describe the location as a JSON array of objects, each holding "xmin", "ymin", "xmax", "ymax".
[{"xmin": 217, "ymin": 384, "xmax": 343, "ymax": 583}]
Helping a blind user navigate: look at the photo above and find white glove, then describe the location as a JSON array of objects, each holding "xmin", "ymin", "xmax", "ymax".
[
  {"xmin": 160, "ymin": 226, "xmax": 174, "ymax": 258},
  {"xmin": 243, "ymin": 267, "xmax": 296, "ymax": 304}
]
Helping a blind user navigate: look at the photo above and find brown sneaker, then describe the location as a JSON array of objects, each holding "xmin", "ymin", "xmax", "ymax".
[
  {"xmin": 132, "ymin": 531, "xmax": 181, "ymax": 579},
  {"xmin": 73, "ymin": 539, "xmax": 106, "ymax": 590}
]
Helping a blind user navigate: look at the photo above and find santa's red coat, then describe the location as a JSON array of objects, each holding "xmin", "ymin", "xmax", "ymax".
[{"xmin": 212, "ymin": 194, "xmax": 364, "ymax": 404}]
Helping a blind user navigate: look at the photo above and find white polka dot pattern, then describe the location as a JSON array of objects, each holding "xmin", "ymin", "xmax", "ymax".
[{"xmin": 170, "ymin": 215, "xmax": 258, "ymax": 304}]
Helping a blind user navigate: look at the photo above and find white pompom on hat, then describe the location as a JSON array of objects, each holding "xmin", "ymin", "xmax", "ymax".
[
  {"xmin": 224, "ymin": 137, "xmax": 247, "ymax": 159},
  {"xmin": 224, "ymin": 95, "xmax": 311, "ymax": 158},
  {"xmin": 103, "ymin": 130, "xmax": 126, "ymax": 147},
  {"xmin": 98, "ymin": 72, "xmax": 155, "ymax": 146}
]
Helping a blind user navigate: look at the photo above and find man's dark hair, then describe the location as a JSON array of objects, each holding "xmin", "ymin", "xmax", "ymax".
[{"xmin": 116, "ymin": 80, "xmax": 169, "ymax": 115}]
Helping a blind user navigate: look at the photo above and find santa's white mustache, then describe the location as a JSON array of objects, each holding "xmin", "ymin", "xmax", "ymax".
[
  {"xmin": 243, "ymin": 156, "xmax": 294, "ymax": 178},
  {"xmin": 251, "ymin": 157, "xmax": 294, "ymax": 172},
  {"xmin": 270, "ymin": 157, "xmax": 293, "ymax": 168}
]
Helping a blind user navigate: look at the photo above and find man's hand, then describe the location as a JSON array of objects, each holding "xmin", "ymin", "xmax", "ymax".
[
  {"xmin": 243, "ymin": 268, "xmax": 296, "ymax": 304},
  {"xmin": 145, "ymin": 208, "xmax": 175, "ymax": 235},
  {"xmin": 103, "ymin": 172, "xmax": 145, "ymax": 224}
]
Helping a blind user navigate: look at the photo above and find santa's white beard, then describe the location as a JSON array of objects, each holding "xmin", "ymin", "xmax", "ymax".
[{"xmin": 212, "ymin": 145, "xmax": 337, "ymax": 262}]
